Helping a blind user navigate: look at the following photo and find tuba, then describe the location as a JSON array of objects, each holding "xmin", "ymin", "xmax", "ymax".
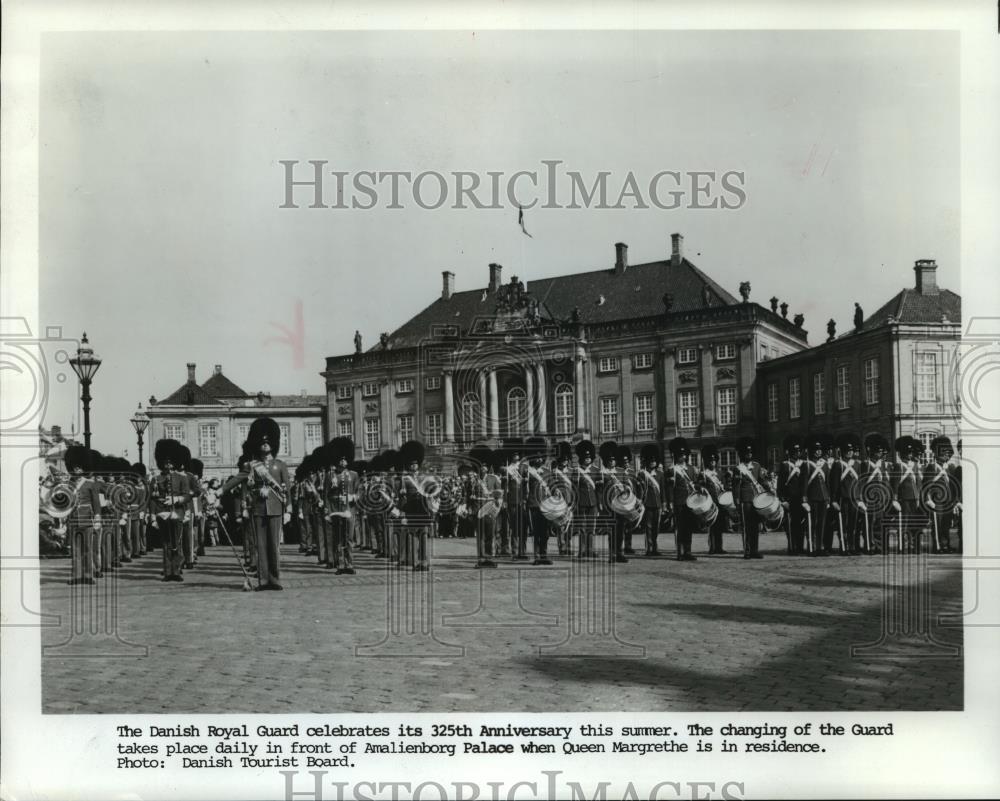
[{"xmin": 40, "ymin": 477, "xmax": 78, "ymax": 520}]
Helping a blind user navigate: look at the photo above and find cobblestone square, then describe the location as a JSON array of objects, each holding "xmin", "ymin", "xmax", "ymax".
[{"xmin": 39, "ymin": 531, "xmax": 963, "ymax": 714}]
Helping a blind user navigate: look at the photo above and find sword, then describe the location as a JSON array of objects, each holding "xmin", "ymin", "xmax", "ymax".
[
  {"xmin": 864, "ymin": 510, "xmax": 871, "ymax": 554},
  {"xmin": 932, "ymin": 511, "xmax": 941, "ymax": 553},
  {"xmin": 740, "ymin": 505, "xmax": 748, "ymax": 557},
  {"xmin": 212, "ymin": 509, "xmax": 256, "ymax": 591},
  {"xmin": 806, "ymin": 508, "xmax": 814, "ymax": 554},
  {"xmin": 837, "ymin": 508, "xmax": 845, "ymax": 554}
]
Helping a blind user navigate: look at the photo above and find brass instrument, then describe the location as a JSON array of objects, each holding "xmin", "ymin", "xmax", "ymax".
[{"xmin": 39, "ymin": 475, "xmax": 79, "ymax": 520}]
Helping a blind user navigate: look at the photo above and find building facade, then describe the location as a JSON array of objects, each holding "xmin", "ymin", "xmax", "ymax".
[
  {"xmin": 757, "ymin": 259, "xmax": 961, "ymax": 466},
  {"xmin": 322, "ymin": 234, "xmax": 810, "ymax": 469},
  {"xmin": 145, "ymin": 364, "xmax": 326, "ymax": 479}
]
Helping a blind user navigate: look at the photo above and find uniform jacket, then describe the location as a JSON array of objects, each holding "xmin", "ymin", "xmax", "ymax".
[
  {"xmin": 572, "ymin": 463, "xmax": 601, "ymax": 510},
  {"xmin": 526, "ymin": 464, "xmax": 547, "ymax": 509},
  {"xmin": 890, "ymin": 459, "xmax": 921, "ymax": 502},
  {"xmin": 501, "ymin": 465, "xmax": 527, "ymax": 509},
  {"xmin": 237, "ymin": 458, "xmax": 290, "ymax": 516},
  {"xmin": 829, "ymin": 458, "xmax": 861, "ymax": 502},
  {"xmin": 699, "ymin": 468, "xmax": 728, "ymax": 504},
  {"xmin": 637, "ymin": 466, "xmax": 665, "ymax": 509},
  {"xmin": 667, "ymin": 463, "xmax": 699, "ymax": 507},
  {"xmin": 67, "ymin": 476, "xmax": 102, "ymax": 530},
  {"xmin": 733, "ymin": 461, "xmax": 772, "ymax": 503},
  {"xmin": 151, "ymin": 471, "xmax": 193, "ymax": 518},
  {"xmin": 776, "ymin": 459, "xmax": 803, "ymax": 504},
  {"xmin": 799, "ymin": 458, "xmax": 831, "ymax": 503},
  {"xmin": 326, "ymin": 468, "xmax": 359, "ymax": 513},
  {"xmin": 921, "ymin": 460, "xmax": 958, "ymax": 504}
]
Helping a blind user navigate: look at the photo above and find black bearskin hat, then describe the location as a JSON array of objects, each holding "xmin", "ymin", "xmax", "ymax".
[
  {"xmin": 247, "ymin": 417, "xmax": 281, "ymax": 457},
  {"xmin": 468, "ymin": 444, "xmax": 492, "ymax": 471},
  {"xmin": 154, "ymin": 438, "xmax": 179, "ymax": 470},
  {"xmin": 598, "ymin": 440, "xmax": 618, "ymax": 464},
  {"xmin": 503, "ymin": 436, "xmax": 523, "ymax": 462},
  {"xmin": 399, "ymin": 440, "xmax": 424, "ymax": 469},
  {"xmin": 617, "ymin": 444, "xmax": 632, "ymax": 465},
  {"xmin": 382, "ymin": 449, "xmax": 401, "ymax": 472},
  {"xmin": 894, "ymin": 435, "xmax": 918, "ymax": 457},
  {"xmin": 701, "ymin": 443, "xmax": 719, "ymax": 464},
  {"xmin": 737, "ymin": 436, "xmax": 756, "ymax": 457},
  {"xmin": 64, "ymin": 444, "xmax": 89, "ymax": 473},
  {"xmin": 835, "ymin": 433, "xmax": 861, "ymax": 454},
  {"xmin": 575, "ymin": 439, "xmax": 596, "ymax": 462},
  {"xmin": 131, "ymin": 462, "xmax": 147, "ymax": 477},
  {"xmin": 555, "ymin": 441, "xmax": 573, "ymax": 463},
  {"xmin": 782, "ymin": 433, "xmax": 803, "ymax": 453},
  {"xmin": 526, "ymin": 436, "xmax": 547, "ymax": 459},
  {"xmin": 640, "ymin": 443, "xmax": 661, "ymax": 466},
  {"xmin": 804, "ymin": 432, "xmax": 825, "ymax": 453},
  {"xmin": 864, "ymin": 433, "xmax": 888, "ymax": 456},
  {"xmin": 327, "ymin": 436, "xmax": 355, "ymax": 466},
  {"xmin": 189, "ymin": 458, "xmax": 204, "ymax": 479},
  {"xmin": 668, "ymin": 437, "xmax": 689, "ymax": 458},
  {"xmin": 930, "ymin": 435, "xmax": 953, "ymax": 456}
]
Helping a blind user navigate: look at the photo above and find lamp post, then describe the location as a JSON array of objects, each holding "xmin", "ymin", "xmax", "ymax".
[
  {"xmin": 130, "ymin": 404, "xmax": 150, "ymax": 466},
  {"xmin": 68, "ymin": 332, "xmax": 102, "ymax": 449}
]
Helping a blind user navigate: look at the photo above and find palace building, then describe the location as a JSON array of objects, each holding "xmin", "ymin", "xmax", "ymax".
[
  {"xmin": 321, "ymin": 234, "xmax": 809, "ymax": 469},
  {"xmin": 145, "ymin": 364, "xmax": 326, "ymax": 478},
  {"xmin": 757, "ymin": 259, "xmax": 961, "ymax": 465}
]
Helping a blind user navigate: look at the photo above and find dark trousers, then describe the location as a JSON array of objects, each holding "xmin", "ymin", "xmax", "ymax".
[
  {"xmin": 641, "ymin": 506, "xmax": 660, "ymax": 554},
  {"xmin": 477, "ymin": 513, "xmax": 496, "ymax": 561},
  {"xmin": 835, "ymin": 502, "xmax": 860, "ymax": 552},
  {"xmin": 610, "ymin": 514, "xmax": 627, "ymax": 559},
  {"xmin": 160, "ymin": 518, "xmax": 184, "ymax": 577},
  {"xmin": 529, "ymin": 507, "xmax": 549, "ymax": 559},
  {"xmin": 929, "ymin": 510, "xmax": 953, "ymax": 552},
  {"xmin": 803, "ymin": 501, "xmax": 828, "ymax": 553},
  {"xmin": 70, "ymin": 526, "xmax": 96, "ymax": 580},
  {"xmin": 495, "ymin": 508, "xmax": 510, "ymax": 554},
  {"xmin": 897, "ymin": 499, "xmax": 923, "ymax": 553},
  {"xmin": 707, "ymin": 510, "xmax": 726, "ymax": 554},
  {"xmin": 576, "ymin": 506, "xmax": 597, "ymax": 555},
  {"xmin": 509, "ymin": 506, "xmax": 529, "ymax": 557},
  {"xmin": 861, "ymin": 510, "xmax": 883, "ymax": 552},
  {"xmin": 786, "ymin": 502, "xmax": 804, "ymax": 554},
  {"xmin": 254, "ymin": 514, "xmax": 282, "ymax": 586},
  {"xmin": 675, "ymin": 507, "xmax": 696, "ymax": 557},
  {"xmin": 332, "ymin": 515, "xmax": 354, "ymax": 568},
  {"xmin": 740, "ymin": 503, "xmax": 762, "ymax": 556}
]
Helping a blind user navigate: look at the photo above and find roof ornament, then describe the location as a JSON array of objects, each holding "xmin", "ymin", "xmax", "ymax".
[
  {"xmin": 769, "ymin": 296, "xmax": 778, "ymax": 313},
  {"xmin": 854, "ymin": 302, "xmax": 864, "ymax": 330},
  {"xmin": 354, "ymin": 330, "xmax": 362, "ymax": 354},
  {"xmin": 662, "ymin": 292, "xmax": 674, "ymax": 313},
  {"xmin": 793, "ymin": 313, "xmax": 805, "ymax": 328},
  {"xmin": 595, "ymin": 295, "xmax": 606, "ymax": 306},
  {"xmin": 739, "ymin": 281, "xmax": 751, "ymax": 302},
  {"xmin": 780, "ymin": 301, "xmax": 789, "ymax": 319},
  {"xmin": 701, "ymin": 285, "xmax": 712, "ymax": 308},
  {"xmin": 827, "ymin": 319, "xmax": 836, "ymax": 342}
]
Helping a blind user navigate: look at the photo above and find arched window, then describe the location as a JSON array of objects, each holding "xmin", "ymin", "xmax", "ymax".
[
  {"xmin": 461, "ymin": 392, "xmax": 481, "ymax": 437},
  {"xmin": 554, "ymin": 384, "xmax": 574, "ymax": 435},
  {"xmin": 506, "ymin": 387, "xmax": 527, "ymax": 436}
]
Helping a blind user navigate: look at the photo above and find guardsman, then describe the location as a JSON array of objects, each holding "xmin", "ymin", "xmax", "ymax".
[
  {"xmin": 890, "ymin": 435, "xmax": 923, "ymax": 554},
  {"xmin": 551, "ymin": 442, "xmax": 574, "ymax": 556},
  {"xmin": 189, "ymin": 458, "xmax": 206, "ymax": 559},
  {"xmin": 799, "ymin": 432, "xmax": 832, "ymax": 555},
  {"xmin": 572, "ymin": 440, "xmax": 600, "ymax": 559},
  {"xmin": 829, "ymin": 433, "xmax": 862, "ymax": 555},
  {"xmin": 502, "ymin": 439, "xmax": 529, "ymax": 560},
  {"xmin": 131, "ymin": 462, "xmax": 149, "ymax": 557},
  {"xmin": 173, "ymin": 445, "xmax": 196, "ymax": 569},
  {"xmin": 398, "ymin": 440, "xmax": 431, "ymax": 571},
  {"xmin": 776, "ymin": 434, "xmax": 805, "ymax": 555},
  {"xmin": 326, "ymin": 437, "xmax": 358, "ymax": 575},
  {"xmin": 469, "ymin": 445, "xmax": 501, "ymax": 568},
  {"xmin": 923, "ymin": 435, "xmax": 957, "ymax": 554},
  {"xmin": 857, "ymin": 434, "xmax": 890, "ymax": 554},
  {"xmin": 732, "ymin": 436, "xmax": 772, "ymax": 559},
  {"xmin": 666, "ymin": 437, "xmax": 699, "ymax": 561},
  {"xmin": 150, "ymin": 439, "xmax": 191, "ymax": 582},
  {"xmin": 353, "ymin": 461, "xmax": 372, "ymax": 552},
  {"xmin": 223, "ymin": 418, "xmax": 291, "ymax": 590},
  {"xmin": 699, "ymin": 443, "xmax": 729, "ymax": 556},
  {"xmin": 598, "ymin": 441, "xmax": 625, "ymax": 563},
  {"xmin": 295, "ymin": 456, "xmax": 314, "ymax": 555},
  {"xmin": 637, "ymin": 443, "xmax": 664, "ymax": 556},
  {"xmin": 64, "ymin": 445, "xmax": 102, "ymax": 585},
  {"xmin": 617, "ymin": 445, "xmax": 638, "ymax": 555},
  {"xmin": 953, "ymin": 439, "xmax": 963, "ymax": 554},
  {"xmin": 525, "ymin": 436, "xmax": 552, "ymax": 565}
]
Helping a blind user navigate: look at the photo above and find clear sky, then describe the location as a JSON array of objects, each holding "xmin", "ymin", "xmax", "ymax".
[{"xmin": 40, "ymin": 30, "xmax": 958, "ymax": 459}]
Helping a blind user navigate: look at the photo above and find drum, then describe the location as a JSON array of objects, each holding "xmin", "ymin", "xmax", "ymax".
[
  {"xmin": 539, "ymin": 495, "xmax": 569, "ymax": 523},
  {"xmin": 685, "ymin": 490, "xmax": 718, "ymax": 527},
  {"xmin": 717, "ymin": 490, "xmax": 735, "ymax": 510},
  {"xmin": 610, "ymin": 490, "xmax": 644, "ymax": 527},
  {"xmin": 752, "ymin": 491, "xmax": 784, "ymax": 529}
]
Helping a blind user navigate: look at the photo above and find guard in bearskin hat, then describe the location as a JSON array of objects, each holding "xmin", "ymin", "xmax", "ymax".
[
  {"xmin": 637, "ymin": 443, "xmax": 664, "ymax": 556},
  {"xmin": 954, "ymin": 438, "xmax": 963, "ymax": 553},
  {"xmin": 616, "ymin": 444, "xmax": 638, "ymax": 555},
  {"xmin": 63, "ymin": 444, "xmax": 102, "ymax": 585},
  {"xmin": 666, "ymin": 437, "xmax": 699, "ymax": 561},
  {"xmin": 495, "ymin": 438, "xmax": 521, "ymax": 557},
  {"xmin": 324, "ymin": 436, "xmax": 358, "ymax": 574},
  {"xmin": 467, "ymin": 445, "xmax": 500, "ymax": 567},
  {"xmin": 223, "ymin": 418, "xmax": 291, "ymax": 589},
  {"xmin": 732, "ymin": 436, "xmax": 773, "ymax": 559},
  {"xmin": 798, "ymin": 432, "xmax": 832, "ymax": 555},
  {"xmin": 698, "ymin": 443, "xmax": 729, "ymax": 555},
  {"xmin": 189, "ymin": 458, "xmax": 207, "ymax": 559},
  {"xmin": 922, "ymin": 435, "xmax": 957, "ymax": 553},
  {"xmin": 550, "ymin": 442, "xmax": 574, "ymax": 556},
  {"xmin": 130, "ymin": 462, "xmax": 150, "ymax": 558},
  {"xmin": 776, "ymin": 434, "xmax": 805, "ymax": 555},
  {"xmin": 598, "ymin": 441, "xmax": 628, "ymax": 563},
  {"xmin": 170, "ymin": 443, "xmax": 197, "ymax": 570},
  {"xmin": 572, "ymin": 439, "xmax": 600, "ymax": 558},
  {"xmin": 857, "ymin": 433, "xmax": 890, "ymax": 554},
  {"xmin": 150, "ymin": 439, "xmax": 192, "ymax": 581},
  {"xmin": 890, "ymin": 435, "xmax": 923, "ymax": 554},
  {"xmin": 524, "ymin": 436, "xmax": 552, "ymax": 565},
  {"xmin": 830, "ymin": 433, "xmax": 863, "ymax": 555},
  {"xmin": 397, "ymin": 440, "xmax": 431, "ymax": 570}
]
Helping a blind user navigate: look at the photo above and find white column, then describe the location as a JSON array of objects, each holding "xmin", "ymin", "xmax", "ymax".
[
  {"xmin": 488, "ymin": 368, "xmax": 500, "ymax": 438},
  {"xmin": 478, "ymin": 370, "xmax": 488, "ymax": 439},
  {"xmin": 444, "ymin": 371, "xmax": 455, "ymax": 442},
  {"xmin": 525, "ymin": 365, "xmax": 536, "ymax": 434},
  {"xmin": 574, "ymin": 355, "xmax": 586, "ymax": 431},
  {"xmin": 535, "ymin": 362, "xmax": 547, "ymax": 434}
]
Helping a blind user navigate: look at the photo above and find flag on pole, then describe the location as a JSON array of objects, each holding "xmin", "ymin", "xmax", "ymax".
[{"xmin": 518, "ymin": 205, "xmax": 533, "ymax": 238}]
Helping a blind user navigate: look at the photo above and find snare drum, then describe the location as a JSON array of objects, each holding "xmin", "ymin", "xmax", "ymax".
[
  {"xmin": 685, "ymin": 490, "xmax": 718, "ymax": 527},
  {"xmin": 717, "ymin": 490, "xmax": 735, "ymax": 510},
  {"xmin": 752, "ymin": 491, "xmax": 784, "ymax": 529}
]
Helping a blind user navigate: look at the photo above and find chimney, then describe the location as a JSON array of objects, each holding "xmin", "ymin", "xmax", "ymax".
[
  {"xmin": 914, "ymin": 259, "xmax": 939, "ymax": 295},
  {"xmin": 488, "ymin": 263, "xmax": 502, "ymax": 292},
  {"xmin": 671, "ymin": 233, "xmax": 683, "ymax": 266},
  {"xmin": 442, "ymin": 270, "xmax": 455, "ymax": 300},
  {"xmin": 214, "ymin": 364, "xmax": 222, "ymax": 376},
  {"xmin": 614, "ymin": 242, "xmax": 628, "ymax": 274},
  {"xmin": 186, "ymin": 363, "xmax": 196, "ymax": 383}
]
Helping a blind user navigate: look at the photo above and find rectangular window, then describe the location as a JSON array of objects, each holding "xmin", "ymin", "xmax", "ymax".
[
  {"xmin": 278, "ymin": 423, "xmax": 290, "ymax": 456},
  {"xmin": 426, "ymin": 413, "xmax": 443, "ymax": 446},
  {"xmin": 362, "ymin": 382, "xmax": 379, "ymax": 398},
  {"xmin": 632, "ymin": 353, "xmax": 654, "ymax": 370},
  {"xmin": 396, "ymin": 378, "xmax": 414, "ymax": 394},
  {"xmin": 716, "ymin": 387, "xmax": 737, "ymax": 427},
  {"xmin": 634, "ymin": 394, "xmax": 654, "ymax": 433},
  {"xmin": 364, "ymin": 418, "xmax": 380, "ymax": 452},
  {"xmin": 719, "ymin": 448, "xmax": 739, "ymax": 470},
  {"xmin": 164, "ymin": 423, "xmax": 185, "ymax": 442},
  {"xmin": 789, "ymin": 377, "xmax": 801, "ymax": 420},
  {"xmin": 198, "ymin": 424, "xmax": 218, "ymax": 457},
  {"xmin": 677, "ymin": 347, "xmax": 697, "ymax": 365},
  {"xmin": 836, "ymin": 365, "xmax": 850, "ymax": 410},
  {"xmin": 425, "ymin": 376, "xmax": 441, "ymax": 391},
  {"xmin": 597, "ymin": 356, "xmax": 620, "ymax": 373},
  {"xmin": 813, "ymin": 372, "xmax": 826, "ymax": 415},
  {"xmin": 678, "ymin": 390, "xmax": 699, "ymax": 429},
  {"xmin": 304, "ymin": 422, "xmax": 323, "ymax": 453},
  {"xmin": 397, "ymin": 414, "xmax": 414, "ymax": 444},
  {"xmin": 336, "ymin": 385, "xmax": 353, "ymax": 401},
  {"xmin": 236, "ymin": 423, "xmax": 250, "ymax": 448},
  {"xmin": 716, "ymin": 343, "xmax": 736, "ymax": 360},
  {"xmin": 767, "ymin": 383, "xmax": 779, "ymax": 422},
  {"xmin": 337, "ymin": 420, "xmax": 354, "ymax": 439},
  {"xmin": 864, "ymin": 358, "xmax": 880, "ymax": 405},
  {"xmin": 916, "ymin": 352, "xmax": 940, "ymax": 402},
  {"xmin": 600, "ymin": 397, "xmax": 619, "ymax": 435},
  {"xmin": 554, "ymin": 388, "xmax": 574, "ymax": 435}
]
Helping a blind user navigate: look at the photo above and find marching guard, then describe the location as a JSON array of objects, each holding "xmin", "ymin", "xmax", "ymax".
[
  {"xmin": 699, "ymin": 443, "xmax": 729, "ymax": 556},
  {"xmin": 552, "ymin": 442, "xmax": 575, "ymax": 556},
  {"xmin": 469, "ymin": 445, "xmax": 501, "ymax": 568},
  {"xmin": 525, "ymin": 436, "xmax": 552, "ymax": 565},
  {"xmin": 776, "ymin": 434, "xmax": 805, "ymax": 555},
  {"xmin": 666, "ymin": 437, "xmax": 699, "ymax": 561},
  {"xmin": 799, "ymin": 432, "xmax": 832, "ymax": 556},
  {"xmin": 599, "ymin": 441, "xmax": 630, "ymax": 564},
  {"xmin": 857, "ymin": 433, "xmax": 890, "ymax": 554},
  {"xmin": 830, "ymin": 433, "xmax": 863, "ymax": 555},
  {"xmin": 326, "ymin": 437, "xmax": 358, "ymax": 574},
  {"xmin": 637, "ymin": 444, "xmax": 664, "ymax": 557},
  {"xmin": 572, "ymin": 439, "xmax": 601, "ymax": 558},
  {"xmin": 890, "ymin": 435, "xmax": 923, "ymax": 554},
  {"xmin": 398, "ymin": 440, "xmax": 431, "ymax": 571},
  {"xmin": 64, "ymin": 445, "xmax": 102, "ymax": 585},
  {"xmin": 923, "ymin": 435, "xmax": 958, "ymax": 554},
  {"xmin": 150, "ymin": 439, "xmax": 191, "ymax": 582},
  {"xmin": 732, "ymin": 436, "xmax": 772, "ymax": 559},
  {"xmin": 502, "ymin": 439, "xmax": 530, "ymax": 561}
]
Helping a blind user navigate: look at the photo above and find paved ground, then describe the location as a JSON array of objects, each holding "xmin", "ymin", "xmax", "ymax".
[{"xmin": 39, "ymin": 530, "xmax": 963, "ymax": 713}]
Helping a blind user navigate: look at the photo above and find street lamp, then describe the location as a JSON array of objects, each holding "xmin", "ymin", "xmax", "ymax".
[
  {"xmin": 68, "ymin": 332, "xmax": 102, "ymax": 449},
  {"xmin": 130, "ymin": 403, "xmax": 150, "ymax": 466}
]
